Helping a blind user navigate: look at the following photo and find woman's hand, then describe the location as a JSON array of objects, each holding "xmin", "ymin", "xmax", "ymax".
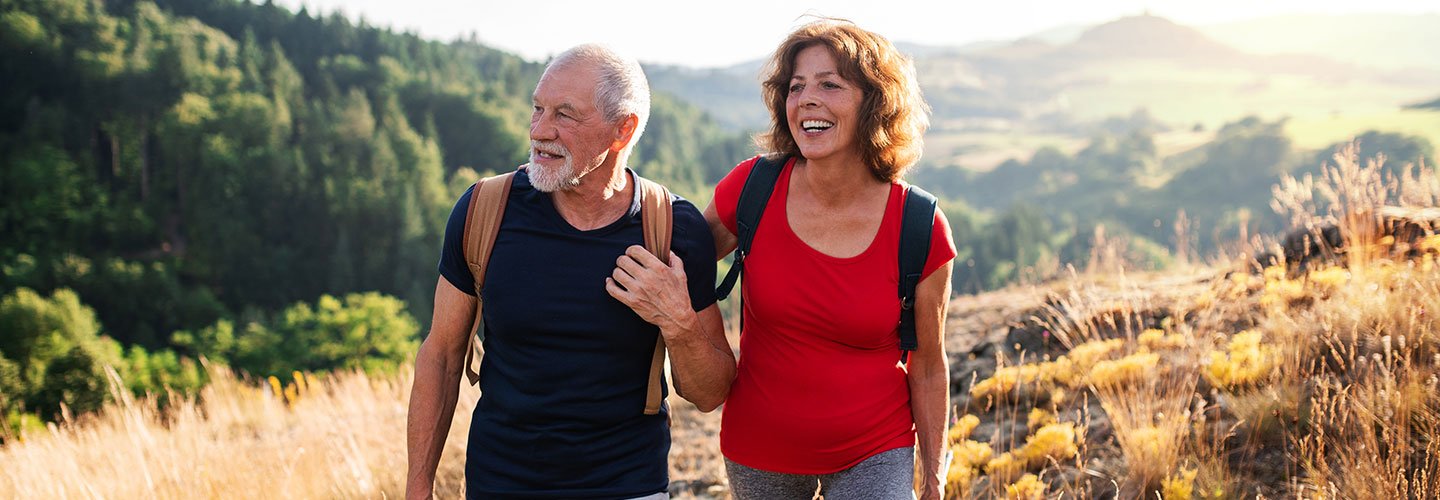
[{"xmin": 919, "ymin": 483, "xmax": 943, "ymax": 500}]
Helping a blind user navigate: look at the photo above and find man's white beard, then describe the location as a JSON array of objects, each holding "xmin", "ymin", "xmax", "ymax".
[{"xmin": 529, "ymin": 141, "xmax": 605, "ymax": 193}]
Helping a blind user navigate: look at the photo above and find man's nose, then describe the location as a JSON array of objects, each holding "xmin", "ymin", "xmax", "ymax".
[{"xmin": 530, "ymin": 114, "xmax": 556, "ymax": 141}]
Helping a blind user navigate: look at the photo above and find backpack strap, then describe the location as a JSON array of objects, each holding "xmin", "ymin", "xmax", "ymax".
[
  {"xmin": 714, "ymin": 155, "xmax": 785, "ymax": 301},
  {"xmin": 897, "ymin": 185, "xmax": 938, "ymax": 364},
  {"xmin": 461, "ymin": 170, "xmax": 518, "ymax": 386},
  {"xmin": 635, "ymin": 174, "xmax": 674, "ymax": 415}
]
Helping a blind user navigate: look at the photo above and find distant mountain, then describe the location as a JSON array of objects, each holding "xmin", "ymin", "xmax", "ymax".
[
  {"xmin": 643, "ymin": 63, "xmax": 764, "ymax": 131},
  {"xmin": 953, "ymin": 22, "xmax": 1090, "ymax": 54},
  {"xmin": 894, "ymin": 41, "xmax": 964, "ymax": 58},
  {"xmin": 648, "ymin": 13, "xmax": 1440, "ymax": 134},
  {"xmin": 1057, "ymin": 14, "xmax": 1240, "ymax": 61},
  {"xmin": 1409, "ymin": 96, "xmax": 1440, "ymax": 110},
  {"xmin": 1200, "ymin": 13, "xmax": 1440, "ymax": 72}
]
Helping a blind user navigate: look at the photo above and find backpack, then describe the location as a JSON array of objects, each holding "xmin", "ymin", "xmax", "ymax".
[
  {"xmin": 460, "ymin": 167, "xmax": 675, "ymax": 415},
  {"xmin": 714, "ymin": 155, "xmax": 938, "ymax": 363}
]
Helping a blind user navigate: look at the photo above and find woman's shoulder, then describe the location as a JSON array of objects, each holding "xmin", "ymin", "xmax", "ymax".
[{"xmin": 725, "ymin": 154, "xmax": 765, "ymax": 180}]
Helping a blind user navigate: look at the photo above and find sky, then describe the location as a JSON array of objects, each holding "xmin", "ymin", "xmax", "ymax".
[{"xmin": 271, "ymin": 0, "xmax": 1437, "ymax": 68}]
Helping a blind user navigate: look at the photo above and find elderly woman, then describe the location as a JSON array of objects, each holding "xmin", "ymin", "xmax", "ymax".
[{"xmin": 703, "ymin": 19, "xmax": 956, "ymax": 500}]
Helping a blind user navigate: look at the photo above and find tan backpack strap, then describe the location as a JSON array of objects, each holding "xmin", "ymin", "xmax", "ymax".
[
  {"xmin": 461, "ymin": 170, "xmax": 517, "ymax": 386},
  {"xmin": 638, "ymin": 177, "xmax": 673, "ymax": 260},
  {"xmin": 636, "ymin": 176, "xmax": 674, "ymax": 415}
]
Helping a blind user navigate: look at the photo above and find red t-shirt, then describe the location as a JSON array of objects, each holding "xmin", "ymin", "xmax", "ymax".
[{"xmin": 716, "ymin": 156, "xmax": 957, "ymax": 474}]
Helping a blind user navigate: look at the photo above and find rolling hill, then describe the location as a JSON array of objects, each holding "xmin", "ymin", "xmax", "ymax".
[{"xmin": 648, "ymin": 13, "xmax": 1440, "ymax": 138}]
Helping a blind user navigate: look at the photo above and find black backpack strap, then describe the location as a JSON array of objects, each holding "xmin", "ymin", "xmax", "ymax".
[
  {"xmin": 897, "ymin": 185, "xmax": 938, "ymax": 363},
  {"xmin": 715, "ymin": 155, "xmax": 785, "ymax": 300}
]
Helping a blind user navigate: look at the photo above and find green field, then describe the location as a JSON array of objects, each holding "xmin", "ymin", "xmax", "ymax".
[
  {"xmin": 923, "ymin": 131, "xmax": 1088, "ymax": 171},
  {"xmin": 1057, "ymin": 61, "xmax": 1439, "ymax": 131},
  {"xmin": 1285, "ymin": 109, "xmax": 1440, "ymax": 154}
]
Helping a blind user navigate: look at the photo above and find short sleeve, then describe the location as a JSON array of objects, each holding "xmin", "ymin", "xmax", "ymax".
[
  {"xmin": 672, "ymin": 197, "xmax": 718, "ymax": 312},
  {"xmin": 921, "ymin": 208, "xmax": 957, "ymax": 281},
  {"xmin": 712, "ymin": 156, "xmax": 763, "ymax": 236},
  {"xmin": 437, "ymin": 185, "xmax": 477, "ymax": 296}
]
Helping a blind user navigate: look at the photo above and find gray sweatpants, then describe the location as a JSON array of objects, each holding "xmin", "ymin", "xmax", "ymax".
[{"xmin": 725, "ymin": 447, "xmax": 916, "ymax": 500}]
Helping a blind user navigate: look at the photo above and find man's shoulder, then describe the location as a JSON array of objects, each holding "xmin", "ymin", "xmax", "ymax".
[
  {"xmin": 668, "ymin": 193, "xmax": 702, "ymax": 217},
  {"xmin": 631, "ymin": 173, "xmax": 703, "ymax": 231},
  {"xmin": 666, "ymin": 194, "xmax": 707, "ymax": 232},
  {"xmin": 450, "ymin": 168, "xmax": 534, "ymax": 207},
  {"xmin": 666, "ymin": 194, "xmax": 714, "ymax": 266}
]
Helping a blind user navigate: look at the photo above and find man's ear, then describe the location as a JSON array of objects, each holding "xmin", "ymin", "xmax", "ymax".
[{"xmin": 611, "ymin": 114, "xmax": 639, "ymax": 152}]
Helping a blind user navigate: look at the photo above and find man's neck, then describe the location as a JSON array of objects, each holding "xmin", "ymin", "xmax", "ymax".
[{"xmin": 549, "ymin": 161, "xmax": 633, "ymax": 231}]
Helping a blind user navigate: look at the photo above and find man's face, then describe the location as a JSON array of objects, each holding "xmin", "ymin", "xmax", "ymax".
[{"xmin": 528, "ymin": 61, "xmax": 619, "ymax": 192}]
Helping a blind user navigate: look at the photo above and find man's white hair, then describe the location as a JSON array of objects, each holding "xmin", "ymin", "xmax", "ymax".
[{"xmin": 548, "ymin": 44, "xmax": 651, "ymax": 166}]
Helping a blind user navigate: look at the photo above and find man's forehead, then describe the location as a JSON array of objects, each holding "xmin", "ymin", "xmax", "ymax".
[{"xmin": 533, "ymin": 62, "xmax": 598, "ymax": 105}]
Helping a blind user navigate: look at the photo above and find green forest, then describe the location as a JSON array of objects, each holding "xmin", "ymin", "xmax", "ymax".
[
  {"xmin": 0, "ymin": 0, "xmax": 754, "ymax": 433},
  {"xmin": 2, "ymin": 0, "xmax": 1436, "ymax": 436}
]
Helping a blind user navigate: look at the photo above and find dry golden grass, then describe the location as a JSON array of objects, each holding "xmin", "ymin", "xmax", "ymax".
[
  {"xmin": 0, "ymin": 363, "xmax": 727, "ymax": 499},
  {"xmin": 956, "ymin": 144, "xmax": 1440, "ymax": 497},
  {"xmin": 0, "ymin": 364, "xmax": 451, "ymax": 498}
]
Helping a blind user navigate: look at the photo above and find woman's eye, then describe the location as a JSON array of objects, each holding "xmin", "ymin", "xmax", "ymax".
[
  {"xmin": 822, "ymin": 81, "xmax": 841, "ymax": 89},
  {"xmin": 789, "ymin": 83, "xmax": 803, "ymax": 93}
]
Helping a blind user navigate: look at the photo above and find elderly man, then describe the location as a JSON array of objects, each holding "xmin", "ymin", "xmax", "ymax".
[{"xmin": 406, "ymin": 44, "xmax": 735, "ymax": 499}]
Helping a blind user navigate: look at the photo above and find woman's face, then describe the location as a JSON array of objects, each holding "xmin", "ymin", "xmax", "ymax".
[{"xmin": 785, "ymin": 45, "xmax": 863, "ymax": 163}]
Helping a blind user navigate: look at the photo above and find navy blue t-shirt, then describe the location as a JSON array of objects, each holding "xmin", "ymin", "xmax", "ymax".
[{"xmin": 437, "ymin": 168, "xmax": 716, "ymax": 499}]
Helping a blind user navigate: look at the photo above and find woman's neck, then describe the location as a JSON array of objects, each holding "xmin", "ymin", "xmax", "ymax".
[{"xmin": 792, "ymin": 153, "xmax": 886, "ymax": 208}]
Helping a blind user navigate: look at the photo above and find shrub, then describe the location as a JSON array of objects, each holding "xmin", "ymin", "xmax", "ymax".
[{"xmin": 177, "ymin": 292, "xmax": 420, "ymax": 379}]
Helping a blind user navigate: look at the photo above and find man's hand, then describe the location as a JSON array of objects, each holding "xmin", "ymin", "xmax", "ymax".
[
  {"xmin": 607, "ymin": 245, "xmax": 735, "ymax": 412},
  {"xmin": 607, "ymin": 246, "xmax": 694, "ymax": 333}
]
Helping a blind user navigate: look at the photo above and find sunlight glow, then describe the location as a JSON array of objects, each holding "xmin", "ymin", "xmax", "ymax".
[{"xmin": 271, "ymin": 0, "xmax": 1435, "ymax": 67}]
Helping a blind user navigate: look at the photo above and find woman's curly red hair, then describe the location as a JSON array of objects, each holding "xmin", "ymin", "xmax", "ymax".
[{"xmin": 757, "ymin": 18, "xmax": 930, "ymax": 182}]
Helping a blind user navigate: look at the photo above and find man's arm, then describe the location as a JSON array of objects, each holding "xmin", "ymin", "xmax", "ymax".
[
  {"xmin": 909, "ymin": 260, "xmax": 953, "ymax": 500},
  {"xmin": 607, "ymin": 246, "xmax": 736, "ymax": 412},
  {"xmin": 406, "ymin": 277, "xmax": 477, "ymax": 500}
]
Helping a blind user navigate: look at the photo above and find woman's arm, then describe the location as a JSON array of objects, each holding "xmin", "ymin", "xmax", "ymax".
[
  {"xmin": 908, "ymin": 259, "xmax": 953, "ymax": 500},
  {"xmin": 703, "ymin": 200, "xmax": 738, "ymax": 260}
]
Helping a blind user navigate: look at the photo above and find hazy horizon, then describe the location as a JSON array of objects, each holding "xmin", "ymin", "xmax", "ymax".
[{"xmin": 272, "ymin": 0, "xmax": 1437, "ymax": 67}]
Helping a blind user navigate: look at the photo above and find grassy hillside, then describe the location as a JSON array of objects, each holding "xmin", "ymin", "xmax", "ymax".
[
  {"xmin": 0, "ymin": 352, "xmax": 732, "ymax": 498},
  {"xmin": 944, "ymin": 145, "xmax": 1440, "ymax": 497},
  {"xmin": 6, "ymin": 147, "xmax": 1437, "ymax": 499}
]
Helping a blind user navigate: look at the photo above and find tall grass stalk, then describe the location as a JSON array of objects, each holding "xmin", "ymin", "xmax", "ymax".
[{"xmin": 1, "ymin": 363, "xmax": 462, "ymax": 498}]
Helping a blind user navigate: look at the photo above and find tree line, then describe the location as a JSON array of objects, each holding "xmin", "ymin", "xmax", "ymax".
[{"xmin": 0, "ymin": 0, "xmax": 748, "ymax": 434}]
